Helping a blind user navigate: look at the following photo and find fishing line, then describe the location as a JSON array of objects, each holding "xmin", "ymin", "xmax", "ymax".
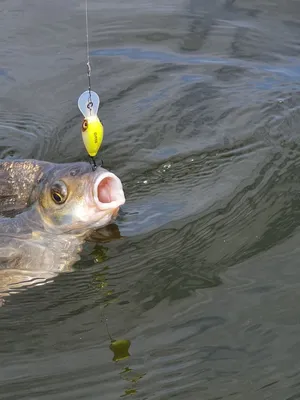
[
  {"xmin": 78, "ymin": 0, "xmax": 104, "ymax": 170},
  {"xmin": 85, "ymin": 0, "xmax": 93, "ymax": 108},
  {"xmin": 85, "ymin": 0, "xmax": 96, "ymax": 169}
]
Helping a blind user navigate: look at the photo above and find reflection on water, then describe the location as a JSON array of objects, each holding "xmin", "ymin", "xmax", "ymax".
[
  {"xmin": 2, "ymin": 0, "xmax": 300, "ymax": 398},
  {"xmin": 90, "ymin": 259, "xmax": 146, "ymax": 398}
]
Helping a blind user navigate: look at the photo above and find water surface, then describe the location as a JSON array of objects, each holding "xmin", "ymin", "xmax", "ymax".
[{"xmin": 2, "ymin": 0, "xmax": 300, "ymax": 399}]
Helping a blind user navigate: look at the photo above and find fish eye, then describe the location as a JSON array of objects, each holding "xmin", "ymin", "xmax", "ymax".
[
  {"xmin": 50, "ymin": 181, "xmax": 68, "ymax": 205},
  {"xmin": 82, "ymin": 119, "xmax": 88, "ymax": 131}
]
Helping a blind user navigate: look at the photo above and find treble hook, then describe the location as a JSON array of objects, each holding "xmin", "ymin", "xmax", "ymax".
[{"xmin": 90, "ymin": 156, "xmax": 103, "ymax": 171}]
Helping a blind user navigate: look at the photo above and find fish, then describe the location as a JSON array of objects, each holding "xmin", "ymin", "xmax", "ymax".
[{"xmin": 0, "ymin": 159, "xmax": 125, "ymax": 300}]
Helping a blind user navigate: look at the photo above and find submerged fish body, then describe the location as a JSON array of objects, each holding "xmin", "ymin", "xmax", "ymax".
[{"xmin": 0, "ymin": 159, "xmax": 125, "ymax": 297}]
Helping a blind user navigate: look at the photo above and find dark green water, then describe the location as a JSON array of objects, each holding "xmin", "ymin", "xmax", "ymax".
[{"xmin": 2, "ymin": 0, "xmax": 300, "ymax": 398}]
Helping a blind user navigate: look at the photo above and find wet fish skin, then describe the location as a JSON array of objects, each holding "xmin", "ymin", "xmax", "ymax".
[
  {"xmin": 0, "ymin": 159, "xmax": 50, "ymax": 215},
  {"xmin": 0, "ymin": 159, "xmax": 126, "ymax": 297}
]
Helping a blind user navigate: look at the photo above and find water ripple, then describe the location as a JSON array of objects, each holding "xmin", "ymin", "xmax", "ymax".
[
  {"xmin": 3, "ymin": 0, "xmax": 300, "ymax": 399},
  {"xmin": 0, "ymin": 100, "xmax": 57, "ymax": 160}
]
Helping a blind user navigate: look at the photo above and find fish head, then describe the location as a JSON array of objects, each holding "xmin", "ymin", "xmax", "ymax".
[{"xmin": 32, "ymin": 162, "xmax": 125, "ymax": 234}]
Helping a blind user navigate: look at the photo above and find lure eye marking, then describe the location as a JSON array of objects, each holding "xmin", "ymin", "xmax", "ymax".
[{"xmin": 82, "ymin": 119, "xmax": 88, "ymax": 131}]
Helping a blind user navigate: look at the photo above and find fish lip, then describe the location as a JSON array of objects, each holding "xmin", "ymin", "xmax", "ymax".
[{"xmin": 93, "ymin": 172, "xmax": 125, "ymax": 210}]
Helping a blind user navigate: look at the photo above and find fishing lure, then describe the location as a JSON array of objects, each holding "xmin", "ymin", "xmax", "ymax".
[{"xmin": 78, "ymin": 90, "xmax": 104, "ymax": 160}]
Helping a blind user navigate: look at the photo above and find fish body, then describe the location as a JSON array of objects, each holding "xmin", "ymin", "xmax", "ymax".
[{"xmin": 0, "ymin": 159, "xmax": 125, "ymax": 297}]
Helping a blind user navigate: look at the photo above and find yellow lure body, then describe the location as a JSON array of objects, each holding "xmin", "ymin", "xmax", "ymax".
[
  {"xmin": 81, "ymin": 115, "xmax": 104, "ymax": 157},
  {"xmin": 78, "ymin": 90, "xmax": 104, "ymax": 159}
]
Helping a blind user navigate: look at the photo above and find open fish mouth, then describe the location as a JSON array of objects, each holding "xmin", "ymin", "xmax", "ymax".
[{"xmin": 93, "ymin": 172, "xmax": 125, "ymax": 211}]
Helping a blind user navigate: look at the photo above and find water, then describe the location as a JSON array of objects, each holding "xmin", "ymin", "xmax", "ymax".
[{"xmin": 1, "ymin": 0, "xmax": 300, "ymax": 398}]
